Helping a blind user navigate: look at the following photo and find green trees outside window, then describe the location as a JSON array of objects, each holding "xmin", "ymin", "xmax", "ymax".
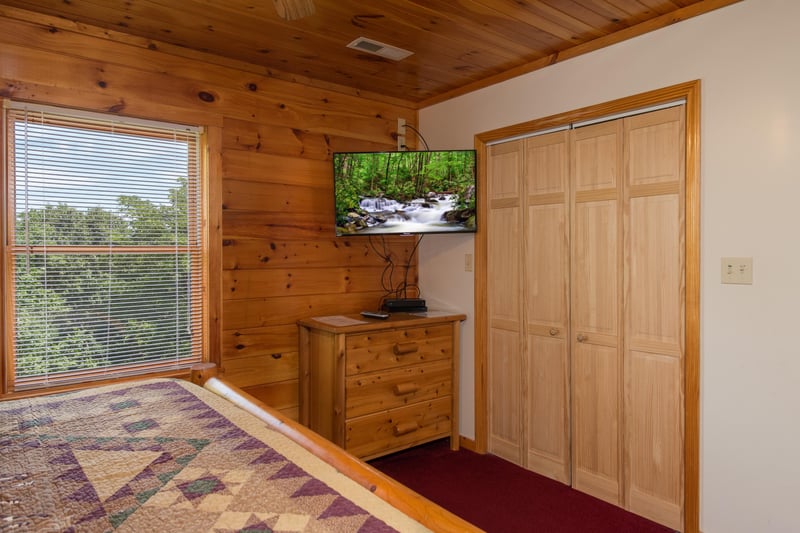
[{"xmin": 7, "ymin": 106, "xmax": 203, "ymax": 388}]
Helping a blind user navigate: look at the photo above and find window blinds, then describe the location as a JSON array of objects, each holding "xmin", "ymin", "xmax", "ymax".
[{"xmin": 5, "ymin": 103, "xmax": 205, "ymax": 390}]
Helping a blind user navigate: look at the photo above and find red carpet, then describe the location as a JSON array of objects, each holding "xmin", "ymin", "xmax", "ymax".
[{"xmin": 370, "ymin": 439, "xmax": 675, "ymax": 533}]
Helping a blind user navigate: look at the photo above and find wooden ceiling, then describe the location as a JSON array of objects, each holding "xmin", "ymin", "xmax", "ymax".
[{"xmin": 0, "ymin": 0, "xmax": 740, "ymax": 107}]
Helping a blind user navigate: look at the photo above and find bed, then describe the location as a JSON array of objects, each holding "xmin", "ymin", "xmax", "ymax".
[{"xmin": 0, "ymin": 364, "xmax": 481, "ymax": 532}]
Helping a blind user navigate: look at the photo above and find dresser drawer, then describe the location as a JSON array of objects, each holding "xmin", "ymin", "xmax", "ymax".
[
  {"xmin": 345, "ymin": 397, "xmax": 452, "ymax": 459},
  {"xmin": 345, "ymin": 359, "xmax": 453, "ymax": 418},
  {"xmin": 345, "ymin": 323, "xmax": 453, "ymax": 376}
]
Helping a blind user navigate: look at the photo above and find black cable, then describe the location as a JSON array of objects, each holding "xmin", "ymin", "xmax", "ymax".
[
  {"xmin": 398, "ymin": 234, "xmax": 424, "ymax": 299},
  {"xmin": 368, "ymin": 234, "xmax": 424, "ymax": 307},
  {"xmin": 370, "ymin": 235, "xmax": 397, "ymax": 308},
  {"xmin": 368, "ymin": 235, "xmax": 390, "ymax": 263},
  {"xmin": 402, "ymin": 124, "xmax": 430, "ymax": 151}
]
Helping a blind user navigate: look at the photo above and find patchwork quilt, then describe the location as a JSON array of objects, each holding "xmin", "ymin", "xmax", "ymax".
[{"xmin": 0, "ymin": 379, "xmax": 430, "ymax": 532}]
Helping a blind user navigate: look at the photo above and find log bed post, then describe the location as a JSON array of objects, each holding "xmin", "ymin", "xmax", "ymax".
[{"xmin": 190, "ymin": 362, "xmax": 219, "ymax": 385}]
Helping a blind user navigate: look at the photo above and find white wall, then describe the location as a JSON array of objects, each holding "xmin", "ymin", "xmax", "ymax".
[
  {"xmin": 417, "ymin": 232, "xmax": 476, "ymax": 438},
  {"xmin": 417, "ymin": 1, "xmax": 800, "ymax": 532}
]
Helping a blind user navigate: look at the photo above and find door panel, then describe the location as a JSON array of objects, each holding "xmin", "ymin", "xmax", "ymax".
[
  {"xmin": 572, "ymin": 200, "xmax": 618, "ymax": 336},
  {"xmin": 573, "ymin": 122, "xmax": 619, "ymax": 192},
  {"xmin": 628, "ymin": 195, "xmax": 682, "ymax": 348},
  {"xmin": 527, "ymin": 132, "xmax": 568, "ymax": 195},
  {"xmin": 570, "ymin": 120, "xmax": 623, "ymax": 504},
  {"xmin": 488, "ymin": 207, "xmax": 521, "ymax": 329},
  {"xmin": 623, "ymin": 106, "xmax": 685, "ymax": 529},
  {"xmin": 524, "ymin": 132, "xmax": 570, "ymax": 483},
  {"xmin": 488, "ymin": 328, "xmax": 523, "ymax": 463},
  {"xmin": 527, "ymin": 334, "xmax": 569, "ymax": 482},
  {"xmin": 626, "ymin": 350, "xmax": 683, "ymax": 530},
  {"xmin": 626, "ymin": 107, "xmax": 683, "ymax": 187},
  {"xmin": 572, "ymin": 342, "xmax": 620, "ymax": 505},
  {"xmin": 487, "ymin": 141, "xmax": 524, "ymax": 463},
  {"xmin": 526, "ymin": 204, "xmax": 567, "ymax": 327}
]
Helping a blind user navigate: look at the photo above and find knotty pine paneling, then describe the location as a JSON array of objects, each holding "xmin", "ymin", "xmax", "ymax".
[
  {"xmin": 224, "ymin": 292, "xmax": 402, "ymax": 330},
  {"xmin": 222, "ymin": 237, "xmax": 415, "ymax": 270},
  {"xmin": 222, "ymin": 267, "xmax": 391, "ymax": 300},
  {"xmin": 0, "ymin": 17, "xmax": 407, "ymax": 132},
  {"xmin": 242, "ymin": 381, "xmax": 299, "ymax": 419},
  {"xmin": 222, "ymin": 180, "xmax": 331, "ymax": 214},
  {"xmin": 223, "ymin": 151, "xmax": 333, "ymax": 189},
  {"xmin": 223, "ymin": 117, "xmax": 402, "ymax": 159},
  {"xmin": 224, "ymin": 351, "xmax": 300, "ymax": 389},
  {"xmin": 0, "ymin": 12, "xmax": 418, "ymax": 414},
  {"xmin": 1, "ymin": 0, "xmax": 733, "ymax": 106},
  {"xmin": 222, "ymin": 324, "xmax": 299, "ymax": 360}
]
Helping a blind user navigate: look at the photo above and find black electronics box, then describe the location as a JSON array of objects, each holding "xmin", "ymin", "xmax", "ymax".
[{"xmin": 383, "ymin": 298, "xmax": 428, "ymax": 313}]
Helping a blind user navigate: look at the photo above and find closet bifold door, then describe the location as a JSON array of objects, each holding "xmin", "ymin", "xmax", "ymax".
[
  {"xmin": 484, "ymin": 102, "xmax": 686, "ymax": 530},
  {"xmin": 570, "ymin": 119, "xmax": 624, "ymax": 506},
  {"xmin": 523, "ymin": 131, "xmax": 571, "ymax": 484},
  {"xmin": 622, "ymin": 106, "xmax": 685, "ymax": 530},
  {"xmin": 486, "ymin": 140, "xmax": 524, "ymax": 464}
]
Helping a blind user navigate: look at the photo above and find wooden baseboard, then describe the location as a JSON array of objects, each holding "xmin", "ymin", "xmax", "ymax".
[{"xmin": 459, "ymin": 435, "xmax": 479, "ymax": 452}]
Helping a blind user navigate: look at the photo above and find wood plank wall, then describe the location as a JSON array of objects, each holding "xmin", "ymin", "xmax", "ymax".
[{"xmin": 0, "ymin": 9, "xmax": 418, "ymax": 417}]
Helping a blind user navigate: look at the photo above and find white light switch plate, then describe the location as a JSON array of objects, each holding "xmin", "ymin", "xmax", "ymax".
[{"xmin": 721, "ymin": 257, "xmax": 753, "ymax": 284}]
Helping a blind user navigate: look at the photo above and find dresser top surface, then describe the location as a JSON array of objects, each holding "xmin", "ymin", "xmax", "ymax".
[{"xmin": 298, "ymin": 310, "xmax": 466, "ymax": 334}]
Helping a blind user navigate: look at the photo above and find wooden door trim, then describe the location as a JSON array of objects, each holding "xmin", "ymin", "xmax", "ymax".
[{"xmin": 474, "ymin": 80, "xmax": 701, "ymax": 533}]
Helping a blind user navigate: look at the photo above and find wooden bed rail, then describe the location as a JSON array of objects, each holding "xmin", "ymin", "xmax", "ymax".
[{"xmin": 190, "ymin": 364, "xmax": 482, "ymax": 533}]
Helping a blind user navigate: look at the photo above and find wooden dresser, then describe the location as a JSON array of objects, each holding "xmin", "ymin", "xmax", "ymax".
[{"xmin": 298, "ymin": 311, "xmax": 465, "ymax": 460}]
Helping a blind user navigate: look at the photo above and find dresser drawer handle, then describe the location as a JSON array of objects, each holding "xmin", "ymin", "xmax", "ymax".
[
  {"xmin": 393, "ymin": 342, "xmax": 419, "ymax": 355},
  {"xmin": 393, "ymin": 382, "xmax": 420, "ymax": 395},
  {"xmin": 393, "ymin": 421, "xmax": 419, "ymax": 436}
]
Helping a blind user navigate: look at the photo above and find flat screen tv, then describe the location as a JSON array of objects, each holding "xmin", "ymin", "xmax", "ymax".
[{"xmin": 333, "ymin": 149, "xmax": 477, "ymax": 236}]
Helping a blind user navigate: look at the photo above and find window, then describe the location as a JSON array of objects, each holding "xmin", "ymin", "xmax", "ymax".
[{"xmin": 3, "ymin": 102, "xmax": 206, "ymax": 391}]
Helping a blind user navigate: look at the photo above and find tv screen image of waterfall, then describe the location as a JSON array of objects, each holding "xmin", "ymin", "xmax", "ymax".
[{"xmin": 333, "ymin": 149, "xmax": 477, "ymax": 236}]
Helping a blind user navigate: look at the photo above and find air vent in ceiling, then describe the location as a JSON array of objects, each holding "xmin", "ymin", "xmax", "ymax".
[{"xmin": 346, "ymin": 37, "xmax": 413, "ymax": 61}]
